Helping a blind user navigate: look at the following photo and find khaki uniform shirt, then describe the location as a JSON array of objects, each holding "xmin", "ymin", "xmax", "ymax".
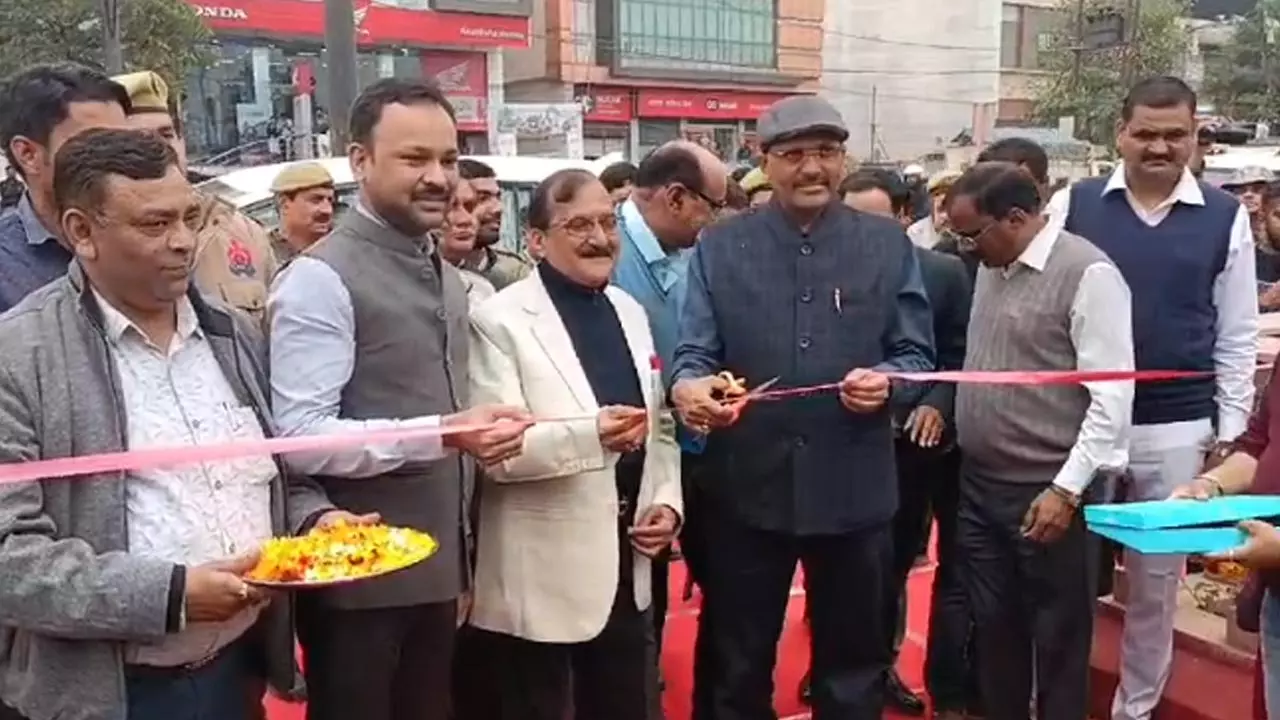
[
  {"xmin": 190, "ymin": 192, "xmax": 278, "ymax": 323},
  {"xmin": 268, "ymin": 227, "xmax": 299, "ymax": 267},
  {"xmin": 466, "ymin": 246, "xmax": 532, "ymax": 291}
]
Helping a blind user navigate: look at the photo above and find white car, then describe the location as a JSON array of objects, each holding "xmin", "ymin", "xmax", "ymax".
[{"xmin": 196, "ymin": 153, "xmax": 625, "ymax": 253}]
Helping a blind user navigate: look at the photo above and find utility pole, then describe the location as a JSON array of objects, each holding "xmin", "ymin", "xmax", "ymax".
[
  {"xmin": 1121, "ymin": 0, "xmax": 1142, "ymax": 87},
  {"xmin": 99, "ymin": 0, "xmax": 123, "ymax": 74},
  {"xmin": 1070, "ymin": 0, "xmax": 1085, "ymax": 88},
  {"xmin": 1263, "ymin": 2, "xmax": 1274, "ymax": 118},
  {"xmin": 324, "ymin": 0, "xmax": 358, "ymax": 150},
  {"xmin": 868, "ymin": 85, "xmax": 878, "ymax": 163}
]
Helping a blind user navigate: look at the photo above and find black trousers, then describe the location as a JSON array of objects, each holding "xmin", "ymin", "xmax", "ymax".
[
  {"xmin": 462, "ymin": 585, "xmax": 651, "ymax": 720},
  {"xmin": 887, "ymin": 441, "xmax": 980, "ymax": 713},
  {"xmin": 706, "ymin": 511, "xmax": 891, "ymax": 720},
  {"xmin": 678, "ymin": 452, "xmax": 717, "ymax": 720},
  {"xmin": 296, "ymin": 599, "xmax": 458, "ymax": 720},
  {"xmin": 957, "ymin": 468, "xmax": 1097, "ymax": 720}
]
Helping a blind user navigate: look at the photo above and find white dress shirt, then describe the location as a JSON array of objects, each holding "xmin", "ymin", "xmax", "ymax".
[
  {"xmin": 1045, "ymin": 165, "xmax": 1258, "ymax": 442},
  {"xmin": 1003, "ymin": 223, "xmax": 1135, "ymax": 495},
  {"xmin": 95, "ymin": 292, "xmax": 272, "ymax": 666}
]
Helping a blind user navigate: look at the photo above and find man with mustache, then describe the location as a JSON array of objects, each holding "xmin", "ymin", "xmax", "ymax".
[
  {"xmin": 465, "ymin": 168, "xmax": 680, "ymax": 720},
  {"xmin": 950, "ymin": 161, "xmax": 1133, "ymax": 720},
  {"xmin": 267, "ymin": 78, "xmax": 534, "ymax": 720},
  {"xmin": 1045, "ymin": 76, "xmax": 1259, "ymax": 720},
  {"xmin": 671, "ymin": 96, "xmax": 934, "ymax": 720},
  {"xmin": 458, "ymin": 158, "xmax": 531, "ymax": 290},
  {"xmin": 114, "ymin": 70, "xmax": 280, "ymax": 322},
  {"xmin": 268, "ymin": 162, "xmax": 335, "ymax": 266}
]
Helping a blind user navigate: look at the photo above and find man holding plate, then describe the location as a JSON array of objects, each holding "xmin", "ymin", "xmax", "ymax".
[{"xmin": 0, "ymin": 128, "xmax": 383, "ymax": 720}]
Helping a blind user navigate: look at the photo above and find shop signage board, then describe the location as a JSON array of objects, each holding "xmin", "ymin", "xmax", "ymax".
[
  {"xmin": 576, "ymin": 87, "xmax": 633, "ymax": 124},
  {"xmin": 422, "ymin": 51, "xmax": 488, "ymax": 133},
  {"xmin": 635, "ymin": 89, "xmax": 798, "ymax": 121},
  {"xmin": 184, "ymin": 0, "xmax": 530, "ymax": 48}
]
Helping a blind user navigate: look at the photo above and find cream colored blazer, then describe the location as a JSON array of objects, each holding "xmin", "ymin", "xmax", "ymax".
[{"xmin": 466, "ymin": 271, "xmax": 682, "ymax": 643}]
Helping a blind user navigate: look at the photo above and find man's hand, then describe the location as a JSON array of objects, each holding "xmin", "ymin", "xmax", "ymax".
[
  {"xmin": 443, "ymin": 405, "xmax": 534, "ymax": 465},
  {"xmin": 672, "ymin": 375, "xmax": 737, "ymax": 434},
  {"xmin": 1207, "ymin": 520, "xmax": 1280, "ymax": 570},
  {"xmin": 1020, "ymin": 487, "xmax": 1077, "ymax": 544},
  {"xmin": 839, "ymin": 369, "xmax": 890, "ymax": 414},
  {"xmin": 313, "ymin": 510, "xmax": 382, "ymax": 529},
  {"xmin": 1261, "ymin": 283, "xmax": 1280, "ymax": 311},
  {"xmin": 598, "ymin": 405, "xmax": 648, "ymax": 453},
  {"xmin": 185, "ymin": 551, "xmax": 268, "ymax": 624},
  {"xmin": 1169, "ymin": 476, "xmax": 1222, "ymax": 501},
  {"xmin": 629, "ymin": 504, "xmax": 680, "ymax": 557},
  {"xmin": 905, "ymin": 406, "xmax": 945, "ymax": 448}
]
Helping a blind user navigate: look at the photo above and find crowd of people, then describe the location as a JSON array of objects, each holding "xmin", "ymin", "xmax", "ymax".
[{"xmin": 1, "ymin": 57, "xmax": 1280, "ymax": 720}]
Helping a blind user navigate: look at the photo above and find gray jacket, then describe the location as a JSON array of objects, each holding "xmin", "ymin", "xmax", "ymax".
[{"xmin": 0, "ymin": 263, "xmax": 333, "ymax": 720}]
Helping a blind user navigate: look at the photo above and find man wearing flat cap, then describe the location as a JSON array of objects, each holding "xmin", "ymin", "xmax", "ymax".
[
  {"xmin": 671, "ymin": 95, "xmax": 934, "ymax": 720},
  {"xmin": 1221, "ymin": 165, "xmax": 1273, "ymax": 243},
  {"xmin": 115, "ymin": 71, "xmax": 279, "ymax": 323},
  {"xmin": 269, "ymin": 162, "xmax": 335, "ymax": 265}
]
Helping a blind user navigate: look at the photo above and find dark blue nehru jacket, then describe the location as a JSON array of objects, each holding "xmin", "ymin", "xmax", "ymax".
[{"xmin": 1064, "ymin": 177, "xmax": 1233, "ymax": 426}]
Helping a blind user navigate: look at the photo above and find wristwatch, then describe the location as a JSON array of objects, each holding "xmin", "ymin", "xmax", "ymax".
[{"xmin": 1049, "ymin": 484, "xmax": 1082, "ymax": 509}]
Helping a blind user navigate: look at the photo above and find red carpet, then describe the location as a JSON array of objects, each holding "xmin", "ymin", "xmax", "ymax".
[{"xmin": 263, "ymin": 560, "xmax": 936, "ymax": 720}]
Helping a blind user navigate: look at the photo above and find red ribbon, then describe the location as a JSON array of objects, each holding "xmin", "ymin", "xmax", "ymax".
[{"xmin": 0, "ymin": 368, "xmax": 1256, "ymax": 485}]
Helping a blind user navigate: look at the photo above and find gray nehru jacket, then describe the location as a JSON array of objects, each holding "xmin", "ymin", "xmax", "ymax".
[
  {"xmin": 270, "ymin": 208, "xmax": 470, "ymax": 609},
  {"xmin": 956, "ymin": 230, "xmax": 1111, "ymax": 482}
]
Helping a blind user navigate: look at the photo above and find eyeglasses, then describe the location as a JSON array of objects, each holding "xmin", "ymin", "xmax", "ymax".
[
  {"xmin": 768, "ymin": 144, "xmax": 845, "ymax": 165},
  {"xmin": 555, "ymin": 213, "xmax": 620, "ymax": 239},
  {"xmin": 950, "ymin": 223, "xmax": 995, "ymax": 243}
]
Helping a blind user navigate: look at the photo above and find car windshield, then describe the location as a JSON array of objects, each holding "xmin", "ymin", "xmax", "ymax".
[{"xmin": 243, "ymin": 181, "xmax": 536, "ymax": 254}]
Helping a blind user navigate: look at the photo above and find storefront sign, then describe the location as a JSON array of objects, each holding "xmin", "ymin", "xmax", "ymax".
[
  {"xmin": 422, "ymin": 51, "xmax": 488, "ymax": 133},
  {"xmin": 183, "ymin": 0, "xmax": 530, "ymax": 49},
  {"xmin": 575, "ymin": 87, "xmax": 633, "ymax": 123},
  {"xmin": 636, "ymin": 89, "xmax": 797, "ymax": 121}
]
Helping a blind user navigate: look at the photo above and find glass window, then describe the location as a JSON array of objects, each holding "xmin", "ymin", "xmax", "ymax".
[
  {"xmin": 617, "ymin": 0, "xmax": 776, "ymax": 71},
  {"xmin": 184, "ymin": 42, "xmax": 426, "ymax": 166},
  {"xmin": 637, "ymin": 120, "xmax": 679, "ymax": 160},
  {"xmin": 1000, "ymin": 5, "xmax": 1022, "ymax": 69}
]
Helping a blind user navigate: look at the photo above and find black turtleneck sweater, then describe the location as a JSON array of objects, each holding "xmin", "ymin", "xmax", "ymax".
[{"xmin": 538, "ymin": 262, "xmax": 646, "ymax": 527}]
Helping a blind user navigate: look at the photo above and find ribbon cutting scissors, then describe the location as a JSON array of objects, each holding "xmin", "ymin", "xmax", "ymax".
[{"xmin": 723, "ymin": 376, "xmax": 781, "ymax": 419}]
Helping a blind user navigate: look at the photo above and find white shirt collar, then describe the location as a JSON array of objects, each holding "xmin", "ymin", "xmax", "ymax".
[
  {"xmin": 1012, "ymin": 219, "xmax": 1059, "ymax": 273},
  {"xmin": 1101, "ymin": 163, "xmax": 1204, "ymax": 207},
  {"xmin": 92, "ymin": 288, "xmax": 202, "ymax": 347}
]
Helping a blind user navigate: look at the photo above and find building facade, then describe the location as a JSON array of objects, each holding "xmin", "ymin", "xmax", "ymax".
[
  {"xmin": 500, "ymin": 0, "xmax": 823, "ymax": 161},
  {"xmin": 821, "ymin": 0, "xmax": 1001, "ymax": 162},
  {"xmin": 997, "ymin": 0, "xmax": 1060, "ymax": 124},
  {"xmin": 181, "ymin": 0, "xmax": 530, "ymax": 163}
]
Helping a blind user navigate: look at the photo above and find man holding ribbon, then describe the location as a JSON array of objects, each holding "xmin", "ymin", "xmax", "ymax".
[
  {"xmin": 0, "ymin": 128, "xmax": 359, "ymax": 720},
  {"xmin": 948, "ymin": 161, "xmax": 1134, "ymax": 720},
  {"xmin": 464, "ymin": 168, "xmax": 681, "ymax": 720},
  {"xmin": 267, "ymin": 79, "xmax": 531, "ymax": 720},
  {"xmin": 671, "ymin": 95, "xmax": 933, "ymax": 720},
  {"xmin": 1046, "ymin": 76, "xmax": 1259, "ymax": 720}
]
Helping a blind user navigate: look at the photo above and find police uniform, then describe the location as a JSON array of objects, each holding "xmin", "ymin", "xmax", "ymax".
[
  {"xmin": 268, "ymin": 162, "xmax": 335, "ymax": 267},
  {"xmin": 463, "ymin": 246, "xmax": 532, "ymax": 291},
  {"xmin": 115, "ymin": 71, "xmax": 279, "ymax": 323}
]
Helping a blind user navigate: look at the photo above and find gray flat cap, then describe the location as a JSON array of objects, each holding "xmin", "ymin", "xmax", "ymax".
[
  {"xmin": 1221, "ymin": 165, "xmax": 1274, "ymax": 189},
  {"xmin": 758, "ymin": 95, "xmax": 849, "ymax": 149}
]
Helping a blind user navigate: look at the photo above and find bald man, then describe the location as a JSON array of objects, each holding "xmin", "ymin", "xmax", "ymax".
[{"xmin": 612, "ymin": 140, "xmax": 728, "ymax": 720}]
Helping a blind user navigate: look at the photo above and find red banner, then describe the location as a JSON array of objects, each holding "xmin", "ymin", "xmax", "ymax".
[
  {"xmin": 184, "ymin": 0, "xmax": 530, "ymax": 48},
  {"xmin": 422, "ymin": 51, "xmax": 488, "ymax": 133},
  {"xmin": 577, "ymin": 86, "xmax": 633, "ymax": 123},
  {"xmin": 636, "ymin": 89, "xmax": 798, "ymax": 121}
]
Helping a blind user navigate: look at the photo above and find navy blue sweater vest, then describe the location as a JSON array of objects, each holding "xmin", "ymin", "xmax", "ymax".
[{"xmin": 1064, "ymin": 177, "xmax": 1232, "ymax": 425}]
